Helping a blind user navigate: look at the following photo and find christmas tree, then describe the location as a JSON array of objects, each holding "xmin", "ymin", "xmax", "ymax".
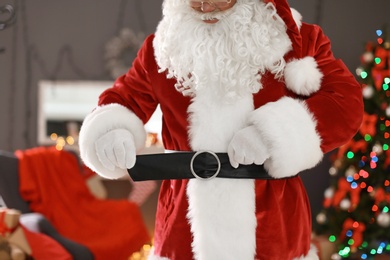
[{"xmin": 314, "ymin": 27, "xmax": 390, "ymax": 260}]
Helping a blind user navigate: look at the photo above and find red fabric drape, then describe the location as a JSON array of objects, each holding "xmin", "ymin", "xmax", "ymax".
[
  {"xmin": 22, "ymin": 225, "xmax": 73, "ymax": 260},
  {"xmin": 16, "ymin": 146, "xmax": 150, "ymax": 260}
]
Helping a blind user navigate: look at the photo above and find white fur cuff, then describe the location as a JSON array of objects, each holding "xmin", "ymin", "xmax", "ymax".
[
  {"xmin": 284, "ymin": 56, "xmax": 323, "ymax": 96},
  {"xmin": 79, "ymin": 103, "xmax": 146, "ymax": 179},
  {"xmin": 249, "ymin": 97, "xmax": 323, "ymax": 178}
]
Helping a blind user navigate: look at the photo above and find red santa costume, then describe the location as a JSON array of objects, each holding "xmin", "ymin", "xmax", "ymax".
[{"xmin": 79, "ymin": 0, "xmax": 363, "ymax": 259}]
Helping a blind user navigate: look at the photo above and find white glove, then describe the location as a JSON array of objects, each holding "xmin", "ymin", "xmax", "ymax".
[
  {"xmin": 227, "ymin": 126, "xmax": 270, "ymax": 168},
  {"xmin": 95, "ymin": 129, "xmax": 136, "ymax": 171}
]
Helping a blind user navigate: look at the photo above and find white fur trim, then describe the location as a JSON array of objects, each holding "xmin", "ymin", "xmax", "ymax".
[
  {"xmin": 249, "ymin": 97, "xmax": 323, "ymax": 178},
  {"xmin": 79, "ymin": 103, "xmax": 146, "ymax": 179},
  {"xmin": 147, "ymin": 248, "xmax": 171, "ymax": 260},
  {"xmin": 186, "ymin": 88, "xmax": 257, "ymax": 259},
  {"xmin": 284, "ymin": 56, "xmax": 323, "ymax": 96},
  {"xmin": 290, "ymin": 8, "xmax": 302, "ymax": 30},
  {"xmin": 187, "ymin": 179, "xmax": 257, "ymax": 260},
  {"xmin": 293, "ymin": 244, "xmax": 319, "ymax": 260}
]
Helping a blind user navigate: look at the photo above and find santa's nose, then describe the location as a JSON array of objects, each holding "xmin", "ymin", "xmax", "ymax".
[{"xmin": 201, "ymin": 2, "xmax": 217, "ymax": 12}]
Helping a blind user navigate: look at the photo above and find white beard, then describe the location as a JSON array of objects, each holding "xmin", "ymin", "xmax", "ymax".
[{"xmin": 153, "ymin": 0, "xmax": 292, "ymax": 102}]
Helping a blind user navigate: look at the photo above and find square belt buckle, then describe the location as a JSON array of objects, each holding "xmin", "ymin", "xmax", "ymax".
[{"xmin": 190, "ymin": 151, "xmax": 221, "ymax": 180}]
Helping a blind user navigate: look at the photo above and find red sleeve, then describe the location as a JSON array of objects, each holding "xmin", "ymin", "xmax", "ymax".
[
  {"xmin": 98, "ymin": 34, "xmax": 158, "ymax": 124},
  {"xmin": 301, "ymin": 24, "xmax": 364, "ymax": 153}
]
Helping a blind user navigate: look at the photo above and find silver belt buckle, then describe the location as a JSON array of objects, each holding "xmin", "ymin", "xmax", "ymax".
[{"xmin": 190, "ymin": 151, "xmax": 221, "ymax": 180}]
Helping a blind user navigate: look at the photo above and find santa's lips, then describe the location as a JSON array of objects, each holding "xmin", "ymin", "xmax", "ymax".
[
  {"xmin": 199, "ymin": 13, "xmax": 225, "ymax": 23},
  {"xmin": 203, "ymin": 18, "xmax": 219, "ymax": 23}
]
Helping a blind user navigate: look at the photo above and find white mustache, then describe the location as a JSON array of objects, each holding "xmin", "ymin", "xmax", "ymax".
[{"xmin": 191, "ymin": 7, "xmax": 235, "ymax": 21}]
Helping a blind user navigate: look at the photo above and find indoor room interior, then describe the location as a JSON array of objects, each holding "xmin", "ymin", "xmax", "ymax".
[{"xmin": 1, "ymin": 0, "xmax": 390, "ymax": 259}]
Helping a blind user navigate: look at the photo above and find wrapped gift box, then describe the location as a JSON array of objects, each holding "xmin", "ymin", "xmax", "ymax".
[{"xmin": 0, "ymin": 208, "xmax": 31, "ymax": 255}]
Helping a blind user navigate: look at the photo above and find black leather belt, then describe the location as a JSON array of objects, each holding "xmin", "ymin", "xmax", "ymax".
[{"xmin": 128, "ymin": 151, "xmax": 277, "ymax": 181}]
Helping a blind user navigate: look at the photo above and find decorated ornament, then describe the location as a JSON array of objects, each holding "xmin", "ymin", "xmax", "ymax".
[
  {"xmin": 373, "ymin": 142, "xmax": 384, "ymax": 155},
  {"xmin": 331, "ymin": 253, "xmax": 342, "ymax": 260},
  {"xmin": 362, "ymin": 51, "xmax": 375, "ymax": 63},
  {"xmin": 325, "ymin": 187, "xmax": 335, "ymax": 199},
  {"xmin": 329, "ymin": 166, "xmax": 337, "ymax": 176},
  {"xmin": 316, "ymin": 212, "xmax": 327, "ymax": 224},
  {"xmin": 340, "ymin": 198, "xmax": 351, "ymax": 210},
  {"xmin": 377, "ymin": 212, "xmax": 390, "ymax": 227},
  {"xmin": 356, "ymin": 67, "xmax": 363, "ymax": 77},
  {"xmin": 345, "ymin": 166, "xmax": 356, "ymax": 177},
  {"xmin": 323, "ymin": 187, "xmax": 335, "ymax": 208},
  {"xmin": 362, "ymin": 85, "xmax": 375, "ymax": 99}
]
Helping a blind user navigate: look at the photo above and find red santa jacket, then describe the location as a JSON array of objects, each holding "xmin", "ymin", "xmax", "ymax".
[{"xmin": 80, "ymin": 22, "xmax": 363, "ymax": 259}]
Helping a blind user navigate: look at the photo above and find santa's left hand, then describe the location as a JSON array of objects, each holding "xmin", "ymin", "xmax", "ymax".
[{"xmin": 227, "ymin": 126, "xmax": 270, "ymax": 168}]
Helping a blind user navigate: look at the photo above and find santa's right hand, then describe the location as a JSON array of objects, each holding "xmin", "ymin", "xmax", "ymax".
[{"xmin": 95, "ymin": 129, "xmax": 136, "ymax": 171}]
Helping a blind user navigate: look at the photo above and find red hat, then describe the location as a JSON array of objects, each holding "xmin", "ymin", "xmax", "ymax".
[{"xmin": 266, "ymin": 0, "xmax": 323, "ymax": 96}]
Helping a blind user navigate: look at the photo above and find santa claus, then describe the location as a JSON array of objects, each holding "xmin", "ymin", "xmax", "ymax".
[{"xmin": 79, "ymin": 0, "xmax": 363, "ymax": 259}]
